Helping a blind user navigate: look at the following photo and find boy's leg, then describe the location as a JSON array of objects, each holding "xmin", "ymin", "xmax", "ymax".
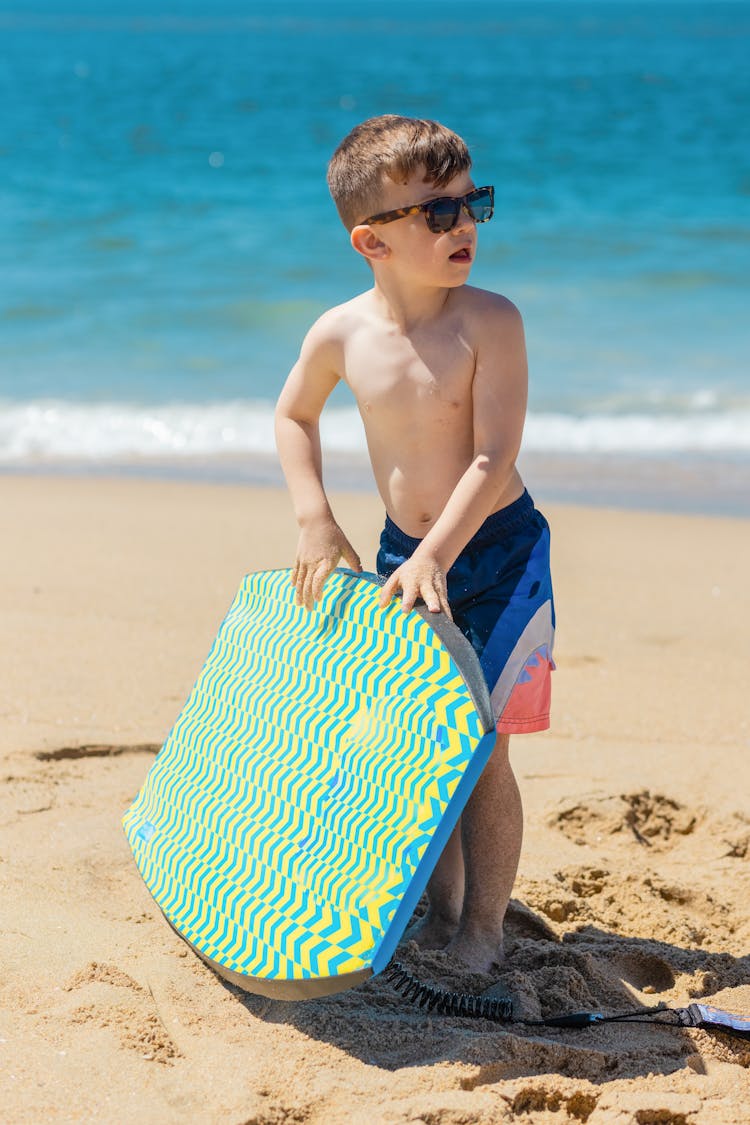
[
  {"xmin": 404, "ymin": 819, "xmax": 464, "ymax": 948},
  {"xmin": 446, "ymin": 733, "xmax": 522, "ymax": 972}
]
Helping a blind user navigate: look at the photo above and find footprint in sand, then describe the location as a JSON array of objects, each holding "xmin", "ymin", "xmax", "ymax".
[
  {"xmin": 605, "ymin": 949, "xmax": 676, "ymax": 994},
  {"xmin": 549, "ymin": 790, "xmax": 699, "ymax": 850},
  {"xmin": 518, "ymin": 864, "xmax": 738, "ymax": 951},
  {"xmin": 62, "ymin": 960, "xmax": 181, "ymax": 1064},
  {"xmin": 63, "ymin": 960, "xmax": 144, "ymax": 993},
  {"xmin": 504, "ymin": 897, "xmax": 559, "ymax": 942}
]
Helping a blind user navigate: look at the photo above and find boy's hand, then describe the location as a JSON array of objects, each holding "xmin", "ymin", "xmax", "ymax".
[
  {"xmin": 379, "ymin": 549, "xmax": 452, "ymax": 620},
  {"xmin": 292, "ymin": 519, "xmax": 362, "ymax": 611}
]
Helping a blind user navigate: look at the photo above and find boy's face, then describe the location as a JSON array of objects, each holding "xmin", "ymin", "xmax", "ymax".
[{"xmin": 358, "ymin": 167, "xmax": 480, "ymax": 287}]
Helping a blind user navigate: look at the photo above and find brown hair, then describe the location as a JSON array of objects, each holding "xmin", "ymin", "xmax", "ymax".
[{"xmin": 327, "ymin": 115, "xmax": 472, "ymax": 231}]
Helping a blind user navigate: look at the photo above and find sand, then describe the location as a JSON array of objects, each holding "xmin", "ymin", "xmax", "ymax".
[{"xmin": 2, "ymin": 473, "xmax": 748, "ymax": 1124}]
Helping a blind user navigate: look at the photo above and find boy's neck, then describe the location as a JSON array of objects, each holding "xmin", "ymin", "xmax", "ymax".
[{"xmin": 371, "ymin": 271, "xmax": 453, "ymax": 331}]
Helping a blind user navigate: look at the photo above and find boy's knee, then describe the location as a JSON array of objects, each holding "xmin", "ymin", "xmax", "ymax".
[
  {"xmin": 481, "ymin": 733, "xmax": 511, "ymax": 777},
  {"xmin": 492, "ymin": 732, "xmax": 511, "ymax": 760}
]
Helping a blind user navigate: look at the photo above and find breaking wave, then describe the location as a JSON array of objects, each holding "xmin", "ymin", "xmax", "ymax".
[{"xmin": 1, "ymin": 399, "xmax": 750, "ymax": 464}]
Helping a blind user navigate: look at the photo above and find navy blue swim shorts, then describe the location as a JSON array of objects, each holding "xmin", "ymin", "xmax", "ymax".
[{"xmin": 376, "ymin": 489, "xmax": 555, "ymax": 734}]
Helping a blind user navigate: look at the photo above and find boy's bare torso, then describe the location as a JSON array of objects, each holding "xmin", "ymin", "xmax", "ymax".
[{"xmin": 332, "ymin": 285, "xmax": 524, "ymax": 540}]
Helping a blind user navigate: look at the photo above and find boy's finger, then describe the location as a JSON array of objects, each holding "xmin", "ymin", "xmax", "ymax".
[
  {"xmin": 311, "ymin": 560, "xmax": 331, "ymax": 603},
  {"xmin": 423, "ymin": 588, "xmax": 441, "ymax": 613},
  {"xmin": 297, "ymin": 564, "xmax": 312, "ymax": 608},
  {"xmin": 379, "ymin": 572, "xmax": 399, "ymax": 607},
  {"xmin": 342, "ymin": 544, "xmax": 362, "ymax": 573},
  {"xmin": 294, "ymin": 564, "xmax": 307, "ymax": 605},
  {"xmin": 420, "ymin": 579, "xmax": 442, "ymax": 614},
  {"xmin": 437, "ymin": 587, "xmax": 453, "ymax": 620},
  {"xmin": 291, "ymin": 560, "xmax": 299, "ymax": 587},
  {"xmin": 302, "ymin": 567, "xmax": 317, "ymax": 611},
  {"xmin": 401, "ymin": 585, "xmax": 417, "ymax": 615}
]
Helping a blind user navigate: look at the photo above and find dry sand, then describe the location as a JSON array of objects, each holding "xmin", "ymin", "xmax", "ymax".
[{"xmin": 1, "ymin": 473, "xmax": 748, "ymax": 1124}]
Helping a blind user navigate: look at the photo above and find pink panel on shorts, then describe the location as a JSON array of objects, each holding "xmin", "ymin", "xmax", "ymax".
[{"xmin": 496, "ymin": 644, "xmax": 555, "ymax": 734}]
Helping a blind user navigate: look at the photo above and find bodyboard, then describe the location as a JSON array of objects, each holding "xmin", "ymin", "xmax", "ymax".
[{"xmin": 123, "ymin": 569, "xmax": 496, "ymax": 999}]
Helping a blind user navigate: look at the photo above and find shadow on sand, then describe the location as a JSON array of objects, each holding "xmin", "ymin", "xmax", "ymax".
[{"xmin": 219, "ymin": 898, "xmax": 750, "ymax": 1081}]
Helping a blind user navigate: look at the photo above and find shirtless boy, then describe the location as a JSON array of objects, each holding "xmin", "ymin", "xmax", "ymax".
[{"xmin": 274, "ymin": 115, "xmax": 555, "ymax": 974}]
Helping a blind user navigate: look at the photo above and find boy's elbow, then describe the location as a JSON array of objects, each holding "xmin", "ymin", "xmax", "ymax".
[
  {"xmin": 274, "ymin": 392, "xmax": 304, "ymax": 428},
  {"xmin": 275, "ymin": 406, "xmax": 314, "ymax": 431},
  {"xmin": 274, "ymin": 404, "xmax": 302, "ymax": 453},
  {"xmin": 274, "ymin": 402, "xmax": 290, "ymax": 436},
  {"xmin": 475, "ymin": 448, "xmax": 518, "ymax": 486},
  {"xmin": 476, "ymin": 446, "xmax": 515, "ymax": 471},
  {"xmin": 274, "ymin": 405, "xmax": 320, "ymax": 450}
]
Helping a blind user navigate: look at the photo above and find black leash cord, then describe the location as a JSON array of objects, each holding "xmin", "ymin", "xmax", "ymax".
[
  {"xmin": 386, "ymin": 963, "xmax": 697, "ymax": 1030},
  {"xmin": 383, "ymin": 960, "xmax": 513, "ymax": 1021}
]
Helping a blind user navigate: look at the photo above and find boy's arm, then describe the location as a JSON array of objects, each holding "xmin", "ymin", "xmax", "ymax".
[
  {"xmin": 380, "ymin": 296, "xmax": 528, "ymax": 617},
  {"xmin": 274, "ymin": 316, "xmax": 362, "ymax": 610}
]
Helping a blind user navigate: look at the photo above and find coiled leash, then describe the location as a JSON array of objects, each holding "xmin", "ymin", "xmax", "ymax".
[{"xmin": 384, "ymin": 961, "xmax": 750, "ymax": 1041}]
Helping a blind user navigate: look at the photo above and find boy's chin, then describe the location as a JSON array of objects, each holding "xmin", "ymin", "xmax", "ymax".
[
  {"xmin": 444, "ymin": 269, "xmax": 472, "ymax": 287},
  {"xmin": 445, "ymin": 256, "xmax": 474, "ymax": 278}
]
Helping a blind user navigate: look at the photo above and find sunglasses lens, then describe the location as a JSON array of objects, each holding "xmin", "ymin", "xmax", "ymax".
[
  {"xmin": 467, "ymin": 188, "xmax": 493, "ymax": 223},
  {"xmin": 425, "ymin": 189, "xmax": 494, "ymax": 232},
  {"xmin": 426, "ymin": 197, "xmax": 461, "ymax": 233}
]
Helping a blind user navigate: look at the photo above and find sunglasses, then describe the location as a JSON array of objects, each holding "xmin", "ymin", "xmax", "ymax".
[{"xmin": 363, "ymin": 185, "xmax": 494, "ymax": 234}]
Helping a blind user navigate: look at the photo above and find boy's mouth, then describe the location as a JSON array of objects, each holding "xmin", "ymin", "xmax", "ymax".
[{"xmin": 449, "ymin": 247, "xmax": 472, "ymax": 262}]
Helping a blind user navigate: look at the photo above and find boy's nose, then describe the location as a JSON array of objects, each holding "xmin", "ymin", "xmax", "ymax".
[{"xmin": 453, "ymin": 205, "xmax": 476, "ymax": 233}]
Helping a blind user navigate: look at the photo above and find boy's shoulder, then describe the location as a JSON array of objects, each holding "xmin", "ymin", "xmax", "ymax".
[
  {"xmin": 300, "ymin": 291, "xmax": 372, "ymax": 350},
  {"xmin": 305, "ymin": 290, "xmax": 373, "ymax": 333},
  {"xmin": 455, "ymin": 284, "xmax": 523, "ymax": 324},
  {"xmin": 454, "ymin": 287, "xmax": 525, "ymax": 356},
  {"xmin": 293, "ymin": 294, "xmax": 372, "ymax": 380}
]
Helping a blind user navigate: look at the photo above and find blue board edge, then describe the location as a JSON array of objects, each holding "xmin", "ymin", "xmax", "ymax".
[
  {"xmin": 371, "ymin": 728, "xmax": 497, "ymax": 975},
  {"xmin": 123, "ymin": 567, "xmax": 498, "ymax": 994}
]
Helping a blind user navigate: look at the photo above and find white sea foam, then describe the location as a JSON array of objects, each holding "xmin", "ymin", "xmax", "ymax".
[
  {"xmin": 0, "ymin": 400, "xmax": 364, "ymax": 461},
  {"xmin": 1, "ymin": 399, "xmax": 749, "ymax": 464},
  {"xmin": 523, "ymin": 411, "xmax": 750, "ymax": 454}
]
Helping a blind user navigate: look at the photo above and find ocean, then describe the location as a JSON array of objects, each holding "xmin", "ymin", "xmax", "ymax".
[{"xmin": 2, "ymin": 1, "xmax": 749, "ymax": 511}]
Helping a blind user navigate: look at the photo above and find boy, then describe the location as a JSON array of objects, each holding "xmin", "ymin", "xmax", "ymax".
[{"xmin": 274, "ymin": 115, "xmax": 554, "ymax": 974}]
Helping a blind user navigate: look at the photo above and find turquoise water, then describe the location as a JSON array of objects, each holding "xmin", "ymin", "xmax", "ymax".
[{"xmin": 1, "ymin": 1, "xmax": 749, "ymax": 468}]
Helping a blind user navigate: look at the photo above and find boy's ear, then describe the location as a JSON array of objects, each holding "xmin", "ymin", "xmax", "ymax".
[{"xmin": 350, "ymin": 224, "xmax": 390, "ymax": 263}]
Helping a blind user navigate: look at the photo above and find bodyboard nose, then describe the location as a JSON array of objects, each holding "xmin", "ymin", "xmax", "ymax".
[{"xmin": 123, "ymin": 569, "xmax": 496, "ymax": 999}]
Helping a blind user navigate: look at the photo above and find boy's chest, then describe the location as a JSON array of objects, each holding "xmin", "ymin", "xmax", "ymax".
[{"xmin": 344, "ymin": 327, "xmax": 476, "ymax": 417}]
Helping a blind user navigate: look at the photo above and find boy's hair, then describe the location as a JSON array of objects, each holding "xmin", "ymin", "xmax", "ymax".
[{"xmin": 327, "ymin": 115, "xmax": 471, "ymax": 231}]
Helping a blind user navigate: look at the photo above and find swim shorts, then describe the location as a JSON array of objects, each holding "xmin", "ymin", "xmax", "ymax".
[{"xmin": 376, "ymin": 489, "xmax": 555, "ymax": 734}]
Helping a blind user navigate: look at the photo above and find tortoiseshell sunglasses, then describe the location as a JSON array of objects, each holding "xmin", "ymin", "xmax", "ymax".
[{"xmin": 363, "ymin": 185, "xmax": 494, "ymax": 234}]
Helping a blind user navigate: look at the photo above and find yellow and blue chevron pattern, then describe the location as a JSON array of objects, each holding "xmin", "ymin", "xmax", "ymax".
[{"xmin": 123, "ymin": 569, "xmax": 496, "ymax": 998}]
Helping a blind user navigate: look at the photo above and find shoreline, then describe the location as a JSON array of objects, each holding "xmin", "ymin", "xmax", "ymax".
[{"xmin": 2, "ymin": 447, "xmax": 750, "ymax": 519}]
